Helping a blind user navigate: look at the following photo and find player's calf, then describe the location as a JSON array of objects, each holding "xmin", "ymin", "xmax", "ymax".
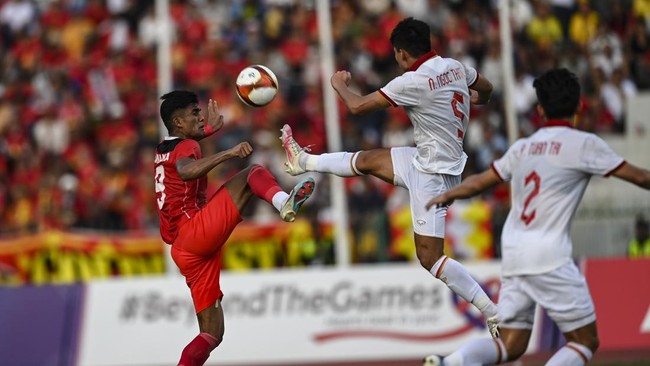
[{"xmin": 178, "ymin": 332, "xmax": 220, "ymax": 366}]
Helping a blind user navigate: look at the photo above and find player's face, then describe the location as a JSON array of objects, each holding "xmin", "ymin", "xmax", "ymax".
[{"xmin": 175, "ymin": 104, "xmax": 204, "ymax": 139}]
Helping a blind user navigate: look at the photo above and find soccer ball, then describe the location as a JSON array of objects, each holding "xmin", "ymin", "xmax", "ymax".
[{"xmin": 235, "ymin": 65, "xmax": 279, "ymax": 107}]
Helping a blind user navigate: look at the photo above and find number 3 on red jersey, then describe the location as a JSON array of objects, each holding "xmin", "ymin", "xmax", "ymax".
[{"xmin": 155, "ymin": 165, "xmax": 166, "ymax": 209}]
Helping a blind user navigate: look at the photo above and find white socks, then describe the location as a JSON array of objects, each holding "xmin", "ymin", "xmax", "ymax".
[
  {"xmin": 302, "ymin": 152, "xmax": 362, "ymax": 177},
  {"xmin": 271, "ymin": 191, "xmax": 289, "ymax": 211},
  {"xmin": 444, "ymin": 337, "xmax": 507, "ymax": 366},
  {"xmin": 442, "ymin": 337, "xmax": 592, "ymax": 366},
  {"xmin": 545, "ymin": 342, "xmax": 593, "ymax": 366},
  {"xmin": 430, "ymin": 256, "xmax": 498, "ymax": 317}
]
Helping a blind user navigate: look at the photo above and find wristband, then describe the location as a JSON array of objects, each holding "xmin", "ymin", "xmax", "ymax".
[{"xmin": 204, "ymin": 123, "xmax": 214, "ymax": 136}]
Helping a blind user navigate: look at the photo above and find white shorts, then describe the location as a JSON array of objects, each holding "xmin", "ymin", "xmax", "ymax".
[
  {"xmin": 498, "ymin": 261, "xmax": 596, "ymax": 333},
  {"xmin": 390, "ymin": 147, "xmax": 461, "ymax": 238}
]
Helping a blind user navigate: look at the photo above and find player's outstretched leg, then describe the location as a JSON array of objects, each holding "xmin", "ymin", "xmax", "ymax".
[
  {"xmin": 237, "ymin": 165, "xmax": 315, "ymax": 223},
  {"xmin": 424, "ymin": 337, "xmax": 508, "ymax": 366},
  {"xmin": 280, "ymin": 124, "xmax": 363, "ymax": 177},
  {"xmin": 280, "ymin": 178, "xmax": 315, "ymax": 222},
  {"xmin": 425, "ymin": 249, "xmax": 499, "ymax": 338}
]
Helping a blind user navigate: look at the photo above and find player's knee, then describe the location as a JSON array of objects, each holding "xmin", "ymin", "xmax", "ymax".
[
  {"xmin": 247, "ymin": 164, "xmax": 262, "ymax": 175},
  {"xmin": 201, "ymin": 332, "xmax": 222, "ymax": 352},
  {"xmin": 415, "ymin": 243, "xmax": 444, "ymax": 270},
  {"xmin": 565, "ymin": 324, "xmax": 600, "ymax": 353},
  {"xmin": 590, "ymin": 338, "xmax": 600, "ymax": 353},
  {"xmin": 415, "ymin": 250, "xmax": 442, "ymax": 270},
  {"xmin": 179, "ymin": 333, "xmax": 221, "ymax": 366},
  {"xmin": 504, "ymin": 342, "xmax": 527, "ymax": 361},
  {"xmin": 582, "ymin": 335, "xmax": 599, "ymax": 353},
  {"xmin": 499, "ymin": 332, "xmax": 528, "ymax": 361},
  {"xmin": 210, "ymin": 335, "xmax": 223, "ymax": 349},
  {"xmin": 417, "ymin": 255, "xmax": 433, "ymax": 270}
]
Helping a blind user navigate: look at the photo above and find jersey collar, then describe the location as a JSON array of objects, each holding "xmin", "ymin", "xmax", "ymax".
[
  {"xmin": 407, "ymin": 50, "xmax": 439, "ymax": 72},
  {"xmin": 543, "ymin": 119, "xmax": 573, "ymax": 128}
]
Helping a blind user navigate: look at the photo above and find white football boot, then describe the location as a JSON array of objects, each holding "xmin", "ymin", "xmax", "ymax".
[
  {"xmin": 487, "ymin": 315, "xmax": 500, "ymax": 339},
  {"xmin": 279, "ymin": 124, "xmax": 310, "ymax": 176}
]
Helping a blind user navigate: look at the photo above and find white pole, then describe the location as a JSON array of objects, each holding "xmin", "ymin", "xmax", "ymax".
[
  {"xmin": 156, "ymin": 0, "xmax": 172, "ymax": 140},
  {"xmin": 156, "ymin": 0, "xmax": 177, "ymax": 275},
  {"xmin": 499, "ymin": 0, "xmax": 518, "ymax": 144},
  {"xmin": 316, "ymin": 0, "xmax": 351, "ymax": 267}
]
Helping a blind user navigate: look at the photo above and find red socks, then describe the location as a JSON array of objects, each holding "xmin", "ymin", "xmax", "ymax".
[
  {"xmin": 247, "ymin": 165, "xmax": 282, "ymax": 204},
  {"xmin": 178, "ymin": 333, "xmax": 219, "ymax": 366}
]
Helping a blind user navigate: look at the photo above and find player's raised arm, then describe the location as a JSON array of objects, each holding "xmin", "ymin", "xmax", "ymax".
[
  {"xmin": 176, "ymin": 142, "xmax": 253, "ymax": 181},
  {"xmin": 330, "ymin": 70, "xmax": 390, "ymax": 115},
  {"xmin": 611, "ymin": 162, "xmax": 650, "ymax": 190},
  {"xmin": 425, "ymin": 168, "xmax": 502, "ymax": 210},
  {"xmin": 469, "ymin": 73, "xmax": 493, "ymax": 105}
]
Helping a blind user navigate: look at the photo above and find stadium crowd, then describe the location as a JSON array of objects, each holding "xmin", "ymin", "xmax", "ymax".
[{"xmin": 0, "ymin": 0, "xmax": 648, "ymax": 249}]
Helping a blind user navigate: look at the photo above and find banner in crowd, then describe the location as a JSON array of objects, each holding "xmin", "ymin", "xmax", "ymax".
[
  {"xmin": 0, "ymin": 231, "xmax": 165, "ymax": 285},
  {"xmin": 0, "ymin": 200, "xmax": 494, "ymax": 285},
  {"xmin": 222, "ymin": 219, "xmax": 332, "ymax": 269}
]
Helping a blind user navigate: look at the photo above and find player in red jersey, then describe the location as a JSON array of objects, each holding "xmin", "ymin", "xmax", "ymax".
[{"xmin": 154, "ymin": 90, "xmax": 315, "ymax": 366}]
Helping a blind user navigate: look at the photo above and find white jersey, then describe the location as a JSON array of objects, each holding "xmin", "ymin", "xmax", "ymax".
[
  {"xmin": 379, "ymin": 52, "xmax": 478, "ymax": 175},
  {"xmin": 492, "ymin": 121, "xmax": 625, "ymax": 276}
]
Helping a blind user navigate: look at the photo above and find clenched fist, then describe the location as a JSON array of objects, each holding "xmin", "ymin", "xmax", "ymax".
[
  {"xmin": 228, "ymin": 142, "xmax": 253, "ymax": 159},
  {"xmin": 330, "ymin": 70, "xmax": 352, "ymax": 90}
]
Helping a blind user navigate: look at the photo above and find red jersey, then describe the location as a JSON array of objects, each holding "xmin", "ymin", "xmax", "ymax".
[{"xmin": 154, "ymin": 137, "xmax": 207, "ymax": 244}]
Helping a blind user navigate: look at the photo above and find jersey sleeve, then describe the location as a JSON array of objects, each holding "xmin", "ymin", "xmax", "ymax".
[
  {"xmin": 491, "ymin": 140, "xmax": 524, "ymax": 182},
  {"xmin": 578, "ymin": 134, "xmax": 625, "ymax": 176},
  {"xmin": 175, "ymin": 139, "xmax": 201, "ymax": 160},
  {"xmin": 379, "ymin": 73, "xmax": 421, "ymax": 107},
  {"xmin": 463, "ymin": 63, "xmax": 478, "ymax": 88}
]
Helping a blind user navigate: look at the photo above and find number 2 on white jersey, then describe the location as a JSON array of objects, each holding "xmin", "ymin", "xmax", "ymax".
[
  {"xmin": 155, "ymin": 165, "xmax": 166, "ymax": 209},
  {"xmin": 521, "ymin": 171, "xmax": 540, "ymax": 225}
]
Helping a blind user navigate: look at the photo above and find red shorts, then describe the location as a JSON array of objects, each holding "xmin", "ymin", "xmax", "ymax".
[{"xmin": 170, "ymin": 186, "xmax": 242, "ymax": 313}]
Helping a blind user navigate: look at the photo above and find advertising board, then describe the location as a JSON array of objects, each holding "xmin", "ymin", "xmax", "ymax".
[{"xmin": 78, "ymin": 263, "xmax": 501, "ymax": 365}]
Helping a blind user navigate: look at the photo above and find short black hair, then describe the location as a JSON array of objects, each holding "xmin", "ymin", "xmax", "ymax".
[
  {"xmin": 533, "ymin": 68, "xmax": 581, "ymax": 120},
  {"xmin": 389, "ymin": 17, "xmax": 431, "ymax": 58},
  {"xmin": 159, "ymin": 90, "xmax": 198, "ymax": 133}
]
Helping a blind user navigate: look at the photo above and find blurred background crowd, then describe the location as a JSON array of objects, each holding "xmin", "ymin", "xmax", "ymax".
[{"xmin": 0, "ymin": 0, "xmax": 648, "ymax": 244}]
